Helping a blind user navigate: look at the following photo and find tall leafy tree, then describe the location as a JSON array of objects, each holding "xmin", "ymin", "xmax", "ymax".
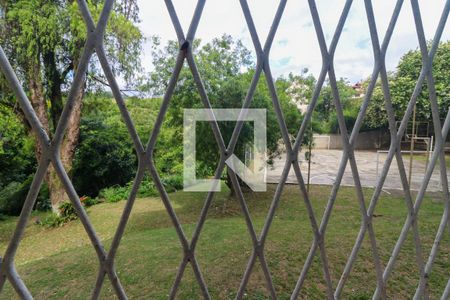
[
  {"xmin": 147, "ymin": 35, "xmax": 304, "ymax": 195},
  {"xmin": 365, "ymin": 41, "xmax": 450, "ymax": 129},
  {"xmin": 0, "ymin": 0, "xmax": 143, "ymax": 212},
  {"xmin": 316, "ymin": 78, "xmax": 356, "ymax": 123}
]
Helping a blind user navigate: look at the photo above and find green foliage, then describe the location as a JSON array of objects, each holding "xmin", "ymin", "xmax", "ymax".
[
  {"xmin": 72, "ymin": 96, "xmax": 164, "ymax": 198},
  {"xmin": 324, "ymin": 102, "xmax": 361, "ymax": 134},
  {"xmin": 0, "ymin": 177, "xmax": 49, "ymax": 216},
  {"xmin": 137, "ymin": 179, "xmax": 158, "ymax": 198},
  {"xmin": 315, "ymin": 78, "xmax": 356, "ymax": 124},
  {"xmin": 365, "ymin": 41, "xmax": 450, "ymax": 129},
  {"xmin": 160, "ymin": 174, "xmax": 184, "ymax": 193},
  {"xmin": 364, "ymin": 81, "xmax": 388, "ymax": 129},
  {"xmin": 1, "ymin": 0, "xmax": 144, "ymax": 210},
  {"xmin": 99, "ymin": 185, "xmax": 130, "ymax": 203},
  {"xmin": 80, "ymin": 196, "xmax": 100, "ymax": 207},
  {"xmin": 278, "ymin": 70, "xmax": 316, "ymax": 137},
  {"xmin": 5, "ymin": 0, "xmax": 63, "ymax": 65},
  {"xmin": 72, "ymin": 117, "xmax": 136, "ymax": 197},
  {"xmin": 41, "ymin": 202, "xmax": 78, "ymax": 228},
  {"xmin": 0, "ymin": 182, "xmax": 22, "ymax": 215},
  {"xmin": 2, "ymin": 0, "xmax": 144, "ymax": 85},
  {"xmin": 58, "ymin": 202, "xmax": 78, "ymax": 220},
  {"xmin": 97, "ymin": 175, "xmax": 183, "ymax": 204},
  {"xmin": 146, "ymin": 35, "xmax": 303, "ymax": 184},
  {"xmin": 0, "ymin": 105, "xmax": 35, "ymax": 188},
  {"xmin": 34, "ymin": 183, "xmax": 51, "ymax": 212}
]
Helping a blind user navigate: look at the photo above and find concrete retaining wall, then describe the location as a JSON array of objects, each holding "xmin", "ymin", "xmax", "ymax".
[{"xmin": 313, "ymin": 129, "xmax": 390, "ymax": 150}]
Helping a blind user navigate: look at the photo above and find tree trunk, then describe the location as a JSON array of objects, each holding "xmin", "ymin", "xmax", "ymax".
[
  {"xmin": 47, "ymin": 79, "xmax": 84, "ymax": 212},
  {"xmin": 226, "ymin": 168, "xmax": 235, "ymax": 198},
  {"xmin": 225, "ymin": 167, "xmax": 251, "ymax": 198},
  {"xmin": 26, "ymin": 61, "xmax": 73, "ymax": 214},
  {"xmin": 43, "ymin": 50, "xmax": 63, "ymax": 129},
  {"xmin": 27, "ymin": 62, "xmax": 49, "ymax": 161},
  {"xmin": 33, "ymin": 49, "xmax": 85, "ymax": 213}
]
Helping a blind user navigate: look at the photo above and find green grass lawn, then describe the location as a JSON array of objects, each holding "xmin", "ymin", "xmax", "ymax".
[
  {"xmin": 412, "ymin": 153, "xmax": 450, "ymax": 169},
  {"xmin": 0, "ymin": 184, "xmax": 449, "ymax": 299}
]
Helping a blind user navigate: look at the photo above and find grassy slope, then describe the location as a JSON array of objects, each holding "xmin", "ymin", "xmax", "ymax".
[{"xmin": 0, "ymin": 184, "xmax": 449, "ymax": 299}]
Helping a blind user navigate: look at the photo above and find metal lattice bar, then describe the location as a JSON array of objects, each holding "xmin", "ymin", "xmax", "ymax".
[
  {"xmin": 291, "ymin": 2, "xmax": 354, "ymax": 297},
  {"xmin": 364, "ymin": 1, "xmax": 430, "ymax": 298},
  {"xmin": 312, "ymin": 0, "xmax": 386, "ymax": 296},
  {"xmin": 0, "ymin": 1, "xmax": 121, "ymax": 297},
  {"xmin": 0, "ymin": 0, "xmax": 449, "ymax": 299},
  {"xmin": 370, "ymin": 1, "xmax": 450, "ymax": 299},
  {"xmin": 411, "ymin": 0, "xmax": 450, "ymax": 297}
]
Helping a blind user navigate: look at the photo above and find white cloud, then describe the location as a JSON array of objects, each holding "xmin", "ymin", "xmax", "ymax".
[{"xmin": 137, "ymin": 0, "xmax": 450, "ymax": 83}]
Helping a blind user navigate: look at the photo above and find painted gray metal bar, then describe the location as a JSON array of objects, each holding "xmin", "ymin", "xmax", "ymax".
[
  {"xmin": 0, "ymin": 45, "xmax": 52, "ymax": 299},
  {"xmin": 290, "ymin": 2, "xmax": 354, "ymax": 296},
  {"xmin": 411, "ymin": 0, "xmax": 450, "ymax": 298},
  {"xmin": 335, "ymin": 1, "xmax": 416, "ymax": 298},
  {"xmin": 370, "ymin": 1, "xmax": 450, "ymax": 298},
  {"xmin": 76, "ymin": 2, "xmax": 149, "ymax": 298},
  {"xmin": 442, "ymin": 278, "xmax": 450, "ymax": 300},
  {"xmin": 238, "ymin": 2, "xmax": 355, "ymax": 300},
  {"xmin": 232, "ymin": 1, "xmax": 325, "ymax": 298},
  {"xmin": 0, "ymin": 0, "xmax": 449, "ymax": 298},
  {"xmin": 146, "ymin": 1, "xmax": 212, "ymax": 298},
  {"xmin": 313, "ymin": 0, "xmax": 387, "ymax": 295},
  {"xmin": 365, "ymin": 1, "xmax": 428, "ymax": 298},
  {"xmin": 0, "ymin": 0, "xmax": 121, "ymax": 297},
  {"xmin": 292, "ymin": 0, "xmax": 398, "ymax": 297}
]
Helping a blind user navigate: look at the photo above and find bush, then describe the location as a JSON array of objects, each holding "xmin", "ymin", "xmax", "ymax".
[
  {"xmin": 137, "ymin": 179, "xmax": 158, "ymax": 197},
  {"xmin": 0, "ymin": 177, "xmax": 50, "ymax": 216},
  {"xmin": 99, "ymin": 185, "xmax": 130, "ymax": 203},
  {"xmin": 40, "ymin": 202, "xmax": 79, "ymax": 228},
  {"xmin": 58, "ymin": 202, "xmax": 78, "ymax": 221},
  {"xmin": 0, "ymin": 105, "xmax": 36, "ymax": 189},
  {"xmin": 35, "ymin": 183, "xmax": 51, "ymax": 211},
  {"xmin": 0, "ymin": 181, "xmax": 21, "ymax": 215},
  {"xmin": 72, "ymin": 118, "xmax": 136, "ymax": 198},
  {"xmin": 137, "ymin": 175, "xmax": 182, "ymax": 196},
  {"xmin": 161, "ymin": 174, "xmax": 183, "ymax": 192},
  {"xmin": 80, "ymin": 196, "xmax": 101, "ymax": 207},
  {"xmin": 96, "ymin": 174, "xmax": 183, "ymax": 204}
]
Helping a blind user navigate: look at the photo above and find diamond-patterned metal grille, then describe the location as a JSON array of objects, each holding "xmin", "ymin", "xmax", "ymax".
[{"xmin": 0, "ymin": 0, "xmax": 449, "ymax": 299}]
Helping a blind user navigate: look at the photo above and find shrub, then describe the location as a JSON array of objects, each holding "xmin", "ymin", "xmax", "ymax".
[
  {"xmin": 80, "ymin": 196, "xmax": 101, "ymax": 207},
  {"xmin": 35, "ymin": 183, "xmax": 51, "ymax": 211},
  {"xmin": 40, "ymin": 202, "xmax": 79, "ymax": 228},
  {"xmin": 137, "ymin": 179, "xmax": 158, "ymax": 197},
  {"xmin": 0, "ymin": 177, "xmax": 50, "ymax": 216},
  {"xmin": 95, "ymin": 174, "xmax": 183, "ymax": 205},
  {"xmin": 58, "ymin": 202, "xmax": 78, "ymax": 221},
  {"xmin": 137, "ymin": 175, "xmax": 182, "ymax": 196},
  {"xmin": 0, "ymin": 105, "xmax": 36, "ymax": 189},
  {"xmin": 161, "ymin": 174, "xmax": 183, "ymax": 192},
  {"xmin": 72, "ymin": 118, "xmax": 136, "ymax": 198},
  {"xmin": 99, "ymin": 186, "xmax": 130, "ymax": 203},
  {"xmin": 0, "ymin": 181, "xmax": 21, "ymax": 215}
]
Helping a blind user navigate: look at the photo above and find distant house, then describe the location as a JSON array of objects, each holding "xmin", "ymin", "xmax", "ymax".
[{"xmin": 352, "ymin": 82, "xmax": 365, "ymax": 98}]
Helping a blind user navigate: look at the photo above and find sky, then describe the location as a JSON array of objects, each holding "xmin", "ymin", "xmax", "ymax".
[{"xmin": 136, "ymin": 0, "xmax": 450, "ymax": 84}]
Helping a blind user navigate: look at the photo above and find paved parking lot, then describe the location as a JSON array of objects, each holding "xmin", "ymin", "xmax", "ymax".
[{"xmin": 266, "ymin": 149, "xmax": 449, "ymax": 192}]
